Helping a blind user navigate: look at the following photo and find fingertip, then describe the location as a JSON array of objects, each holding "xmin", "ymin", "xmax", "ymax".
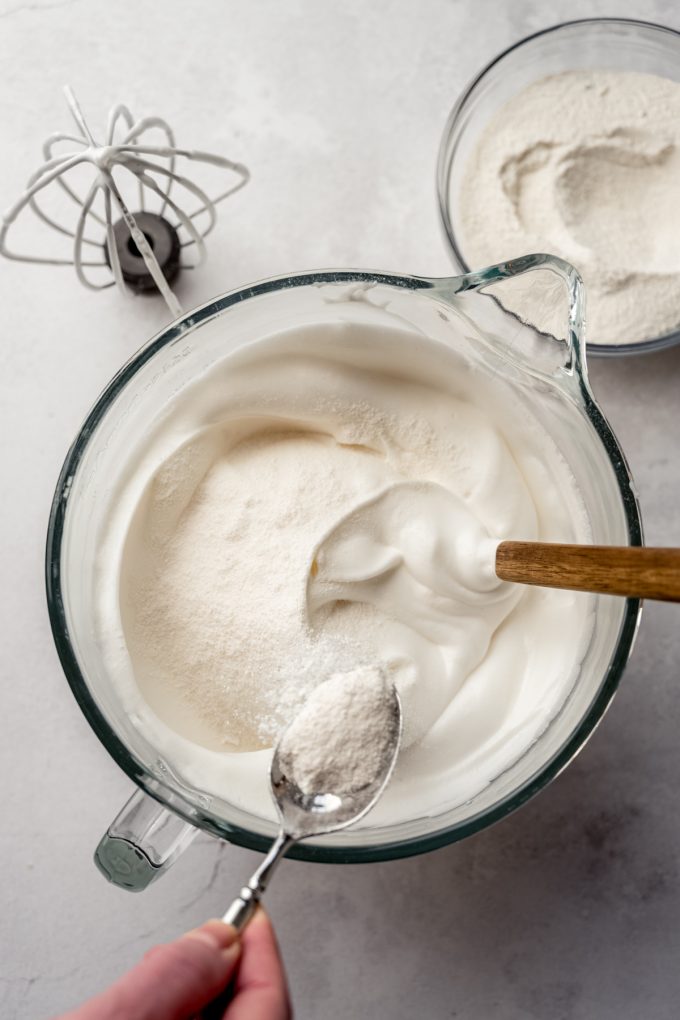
[
  {"xmin": 184, "ymin": 919, "xmax": 239, "ymax": 952},
  {"xmin": 248, "ymin": 906, "xmax": 270, "ymax": 927},
  {"xmin": 241, "ymin": 908, "xmax": 287, "ymax": 981},
  {"xmin": 248, "ymin": 905, "xmax": 277, "ymax": 934},
  {"xmin": 226, "ymin": 908, "xmax": 291, "ymax": 1020},
  {"xmin": 241, "ymin": 907, "xmax": 277, "ymax": 950}
]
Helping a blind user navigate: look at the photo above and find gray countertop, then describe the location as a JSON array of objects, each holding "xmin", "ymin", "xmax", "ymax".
[{"xmin": 2, "ymin": 1, "xmax": 680, "ymax": 1017}]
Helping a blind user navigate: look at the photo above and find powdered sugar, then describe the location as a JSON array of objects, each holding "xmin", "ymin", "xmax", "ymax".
[
  {"xmin": 457, "ymin": 70, "xmax": 680, "ymax": 345},
  {"xmin": 276, "ymin": 666, "xmax": 396, "ymax": 795}
]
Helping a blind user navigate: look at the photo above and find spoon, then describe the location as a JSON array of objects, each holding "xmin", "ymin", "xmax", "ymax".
[
  {"xmin": 310, "ymin": 482, "xmax": 680, "ymax": 605},
  {"xmin": 495, "ymin": 542, "xmax": 680, "ymax": 602},
  {"xmin": 222, "ymin": 686, "xmax": 402, "ymax": 931}
]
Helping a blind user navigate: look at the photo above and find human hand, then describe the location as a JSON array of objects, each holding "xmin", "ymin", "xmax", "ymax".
[{"xmin": 57, "ymin": 908, "xmax": 291, "ymax": 1020}]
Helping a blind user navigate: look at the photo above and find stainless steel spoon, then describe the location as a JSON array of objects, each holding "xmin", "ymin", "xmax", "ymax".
[{"xmin": 222, "ymin": 687, "xmax": 402, "ymax": 931}]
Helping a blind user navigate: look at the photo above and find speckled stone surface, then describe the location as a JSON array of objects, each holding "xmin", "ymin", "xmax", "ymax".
[{"xmin": 1, "ymin": 1, "xmax": 680, "ymax": 1017}]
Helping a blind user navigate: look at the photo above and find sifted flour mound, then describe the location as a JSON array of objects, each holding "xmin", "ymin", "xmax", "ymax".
[
  {"xmin": 276, "ymin": 666, "xmax": 396, "ymax": 796},
  {"xmin": 457, "ymin": 70, "xmax": 680, "ymax": 345},
  {"xmin": 121, "ymin": 429, "xmax": 396, "ymax": 751}
]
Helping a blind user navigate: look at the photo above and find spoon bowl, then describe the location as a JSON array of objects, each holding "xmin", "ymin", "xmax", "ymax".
[
  {"xmin": 271, "ymin": 684, "xmax": 402, "ymax": 839},
  {"xmin": 223, "ymin": 685, "xmax": 402, "ymax": 929}
]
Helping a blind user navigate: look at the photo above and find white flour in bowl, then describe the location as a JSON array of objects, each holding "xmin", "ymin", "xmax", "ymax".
[{"xmin": 457, "ymin": 70, "xmax": 680, "ymax": 346}]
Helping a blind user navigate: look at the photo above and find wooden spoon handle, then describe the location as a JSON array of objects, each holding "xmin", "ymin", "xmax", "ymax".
[{"xmin": 496, "ymin": 542, "xmax": 680, "ymax": 602}]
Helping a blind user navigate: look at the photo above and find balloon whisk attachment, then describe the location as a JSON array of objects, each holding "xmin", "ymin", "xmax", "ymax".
[{"xmin": 0, "ymin": 86, "xmax": 250, "ymax": 317}]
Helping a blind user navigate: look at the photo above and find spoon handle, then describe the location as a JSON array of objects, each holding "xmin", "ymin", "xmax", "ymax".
[
  {"xmin": 496, "ymin": 542, "xmax": 680, "ymax": 602},
  {"xmin": 222, "ymin": 830, "xmax": 295, "ymax": 931}
]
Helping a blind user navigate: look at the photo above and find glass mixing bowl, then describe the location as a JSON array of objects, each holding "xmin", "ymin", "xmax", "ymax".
[
  {"xmin": 437, "ymin": 17, "xmax": 680, "ymax": 356},
  {"xmin": 46, "ymin": 254, "xmax": 642, "ymax": 890}
]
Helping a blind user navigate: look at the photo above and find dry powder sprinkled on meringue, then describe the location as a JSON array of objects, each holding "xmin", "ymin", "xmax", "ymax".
[
  {"xmin": 457, "ymin": 70, "xmax": 680, "ymax": 345},
  {"xmin": 96, "ymin": 317, "xmax": 594, "ymax": 827}
]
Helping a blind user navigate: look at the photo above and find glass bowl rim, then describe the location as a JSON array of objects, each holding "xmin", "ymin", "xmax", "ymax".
[
  {"xmin": 45, "ymin": 268, "xmax": 642, "ymax": 863},
  {"xmin": 436, "ymin": 16, "xmax": 680, "ymax": 357}
]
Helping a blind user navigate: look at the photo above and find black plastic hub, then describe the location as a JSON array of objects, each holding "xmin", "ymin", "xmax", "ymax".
[{"xmin": 104, "ymin": 211, "xmax": 181, "ymax": 293}]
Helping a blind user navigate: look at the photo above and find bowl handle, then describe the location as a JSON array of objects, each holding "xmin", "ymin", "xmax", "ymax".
[
  {"xmin": 94, "ymin": 788, "xmax": 198, "ymax": 891},
  {"xmin": 431, "ymin": 253, "xmax": 586, "ymax": 377}
]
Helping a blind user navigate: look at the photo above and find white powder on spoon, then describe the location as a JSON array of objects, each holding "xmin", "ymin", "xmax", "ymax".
[
  {"xmin": 457, "ymin": 70, "xmax": 680, "ymax": 345},
  {"xmin": 276, "ymin": 666, "xmax": 396, "ymax": 796}
]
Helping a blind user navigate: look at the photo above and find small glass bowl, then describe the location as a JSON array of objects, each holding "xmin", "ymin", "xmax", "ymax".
[{"xmin": 436, "ymin": 18, "xmax": 680, "ymax": 356}]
